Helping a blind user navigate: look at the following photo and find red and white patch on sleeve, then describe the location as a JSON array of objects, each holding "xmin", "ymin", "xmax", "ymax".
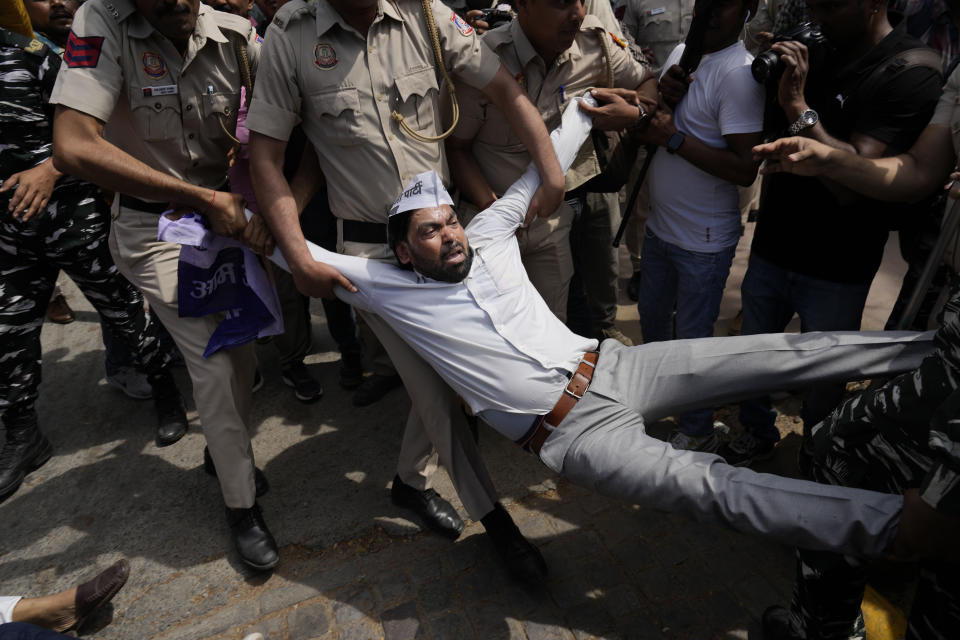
[
  {"xmin": 451, "ymin": 12, "xmax": 474, "ymax": 37},
  {"xmin": 64, "ymin": 31, "xmax": 104, "ymax": 68}
]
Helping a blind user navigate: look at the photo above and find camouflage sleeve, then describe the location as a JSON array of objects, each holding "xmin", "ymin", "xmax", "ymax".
[
  {"xmin": 38, "ymin": 47, "xmax": 62, "ymax": 107},
  {"xmin": 921, "ymin": 389, "xmax": 960, "ymax": 514},
  {"xmin": 921, "ymin": 287, "xmax": 960, "ymax": 514}
]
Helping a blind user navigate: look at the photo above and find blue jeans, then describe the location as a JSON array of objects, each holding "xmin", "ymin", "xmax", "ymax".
[
  {"xmin": 0, "ymin": 623, "xmax": 72, "ymax": 639},
  {"xmin": 738, "ymin": 255, "xmax": 872, "ymax": 442},
  {"xmin": 638, "ymin": 228, "xmax": 737, "ymax": 437}
]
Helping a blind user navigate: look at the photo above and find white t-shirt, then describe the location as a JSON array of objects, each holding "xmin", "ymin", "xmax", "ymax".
[{"xmin": 647, "ymin": 41, "xmax": 765, "ymax": 252}]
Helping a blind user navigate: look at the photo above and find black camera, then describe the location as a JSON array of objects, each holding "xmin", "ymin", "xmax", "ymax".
[
  {"xmin": 751, "ymin": 23, "xmax": 828, "ymax": 85},
  {"xmin": 479, "ymin": 8, "xmax": 514, "ymax": 30}
]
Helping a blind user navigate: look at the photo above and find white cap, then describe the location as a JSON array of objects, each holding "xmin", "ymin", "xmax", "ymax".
[{"xmin": 389, "ymin": 170, "xmax": 453, "ymax": 218}]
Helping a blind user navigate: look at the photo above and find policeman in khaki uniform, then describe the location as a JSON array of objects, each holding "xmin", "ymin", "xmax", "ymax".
[
  {"xmin": 623, "ymin": 0, "xmax": 693, "ymax": 70},
  {"xmin": 247, "ymin": 0, "xmax": 565, "ymax": 584},
  {"xmin": 447, "ymin": 8, "xmax": 653, "ymax": 321},
  {"xmin": 49, "ymin": 0, "xmax": 280, "ymax": 571}
]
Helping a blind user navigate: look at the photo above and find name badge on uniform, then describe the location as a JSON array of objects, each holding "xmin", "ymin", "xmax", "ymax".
[
  {"xmin": 648, "ymin": 7, "xmax": 666, "ymax": 15},
  {"xmin": 143, "ymin": 85, "xmax": 178, "ymax": 97}
]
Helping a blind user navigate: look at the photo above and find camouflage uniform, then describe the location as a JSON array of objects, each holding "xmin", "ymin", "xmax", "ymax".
[
  {"xmin": 0, "ymin": 27, "xmax": 169, "ymax": 430},
  {"xmin": 783, "ymin": 286, "xmax": 960, "ymax": 639}
]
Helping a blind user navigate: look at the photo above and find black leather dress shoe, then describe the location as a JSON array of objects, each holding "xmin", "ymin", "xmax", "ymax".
[
  {"xmin": 481, "ymin": 503, "xmax": 548, "ymax": 585},
  {"xmin": 391, "ymin": 475, "xmax": 464, "ymax": 539},
  {"xmin": 761, "ymin": 606, "xmax": 805, "ymax": 640},
  {"xmin": 353, "ymin": 374, "xmax": 403, "ymax": 407},
  {"xmin": 203, "ymin": 447, "xmax": 270, "ymax": 497},
  {"xmin": 150, "ymin": 373, "xmax": 188, "ymax": 447},
  {"xmin": 71, "ymin": 559, "xmax": 130, "ymax": 631},
  {"xmin": 226, "ymin": 503, "xmax": 279, "ymax": 570}
]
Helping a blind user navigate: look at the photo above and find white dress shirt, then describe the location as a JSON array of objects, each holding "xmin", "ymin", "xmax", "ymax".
[{"xmin": 288, "ymin": 100, "xmax": 599, "ymax": 439}]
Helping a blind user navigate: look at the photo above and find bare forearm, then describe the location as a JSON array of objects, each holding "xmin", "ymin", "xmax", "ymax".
[
  {"xmin": 289, "ymin": 141, "xmax": 323, "ymax": 214},
  {"xmin": 249, "ymin": 136, "xmax": 313, "ymax": 272},
  {"xmin": 446, "ymin": 145, "xmax": 497, "ymax": 209},
  {"xmin": 52, "ymin": 109, "xmax": 212, "ymax": 209},
  {"xmin": 484, "ymin": 66, "xmax": 564, "ymax": 191},
  {"xmin": 820, "ymin": 148, "xmax": 936, "ymax": 201},
  {"xmin": 676, "ymin": 136, "xmax": 759, "ymax": 186}
]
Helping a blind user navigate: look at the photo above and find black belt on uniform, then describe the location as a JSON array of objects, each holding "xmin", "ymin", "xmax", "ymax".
[
  {"xmin": 342, "ymin": 219, "xmax": 388, "ymax": 244},
  {"xmin": 118, "ymin": 194, "xmax": 169, "ymax": 214}
]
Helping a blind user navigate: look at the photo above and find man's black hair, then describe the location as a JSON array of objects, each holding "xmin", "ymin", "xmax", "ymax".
[{"xmin": 387, "ymin": 209, "xmax": 415, "ymax": 269}]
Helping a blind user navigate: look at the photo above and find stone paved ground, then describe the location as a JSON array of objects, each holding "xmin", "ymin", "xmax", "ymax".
[{"xmin": 0, "ymin": 230, "xmax": 915, "ymax": 639}]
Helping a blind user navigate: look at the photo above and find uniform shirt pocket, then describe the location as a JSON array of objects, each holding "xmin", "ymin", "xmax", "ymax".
[
  {"xmin": 306, "ymin": 87, "xmax": 364, "ymax": 146},
  {"xmin": 394, "ymin": 66, "xmax": 439, "ymax": 132},
  {"xmin": 640, "ymin": 4, "xmax": 683, "ymax": 40},
  {"xmin": 200, "ymin": 91, "xmax": 240, "ymax": 143},
  {"xmin": 129, "ymin": 89, "xmax": 182, "ymax": 142}
]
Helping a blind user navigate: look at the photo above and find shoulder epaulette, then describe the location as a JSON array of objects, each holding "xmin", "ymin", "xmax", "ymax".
[
  {"xmin": 271, "ymin": 0, "xmax": 312, "ymax": 31},
  {"xmin": 212, "ymin": 9, "xmax": 256, "ymax": 36},
  {"xmin": 0, "ymin": 27, "xmax": 49, "ymax": 58},
  {"xmin": 609, "ymin": 31, "xmax": 627, "ymax": 50},
  {"xmin": 97, "ymin": 0, "xmax": 136, "ymax": 23}
]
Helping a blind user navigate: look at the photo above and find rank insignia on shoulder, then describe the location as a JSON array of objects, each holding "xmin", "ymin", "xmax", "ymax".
[
  {"xmin": 104, "ymin": 2, "xmax": 119, "ymax": 19},
  {"xmin": 24, "ymin": 39, "xmax": 44, "ymax": 54},
  {"xmin": 273, "ymin": 15, "xmax": 284, "ymax": 28},
  {"xmin": 609, "ymin": 32, "xmax": 627, "ymax": 49},
  {"xmin": 64, "ymin": 32, "xmax": 104, "ymax": 68},
  {"xmin": 451, "ymin": 12, "xmax": 473, "ymax": 36}
]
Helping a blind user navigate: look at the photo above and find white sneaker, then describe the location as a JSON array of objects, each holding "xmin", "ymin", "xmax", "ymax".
[
  {"xmin": 668, "ymin": 429, "xmax": 719, "ymax": 453},
  {"xmin": 105, "ymin": 366, "xmax": 152, "ymax": 399}
]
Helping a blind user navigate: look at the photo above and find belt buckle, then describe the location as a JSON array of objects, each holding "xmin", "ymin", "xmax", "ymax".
[{"xmin": 563, "ymin": 386, "xmax": 584, "ymax": 400}]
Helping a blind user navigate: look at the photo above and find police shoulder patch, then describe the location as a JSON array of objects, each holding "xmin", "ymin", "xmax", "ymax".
[
  {"xmin": 23, "ymin": 39, "xmax": 47, "ymax": 56},
  {"xmin": 270, "ymin": 0, "xmax": 311, "ymax": 32},
  {"xmin": 211, "ymin": 8, "xmax": 256, "ymax": 37},
  {"xmin": 451, "ymin": 11, "xmax": 473, "ymax": 37}
]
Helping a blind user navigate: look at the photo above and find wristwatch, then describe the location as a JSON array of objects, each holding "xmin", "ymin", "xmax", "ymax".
[
  {"xmin": 632, "ymin": 103, "xmax": 651, "ymax": 130},
  {"xmin": 666, "ymin": 131, "xmax": 685, "ymax": 154},
  {"xmin": 788, "ymin": 109, "xmax": 819, "ymax": 135}
]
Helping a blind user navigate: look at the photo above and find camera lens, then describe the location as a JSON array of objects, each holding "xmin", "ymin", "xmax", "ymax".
[{"xmin": 751, "ymin": 51, "xmax": 780, "ymax": 84}]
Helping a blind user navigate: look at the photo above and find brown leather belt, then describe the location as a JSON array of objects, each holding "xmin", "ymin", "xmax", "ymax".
[{"xmin": 518, "ymin": 351, "xmax": 599, "ymax": 455}]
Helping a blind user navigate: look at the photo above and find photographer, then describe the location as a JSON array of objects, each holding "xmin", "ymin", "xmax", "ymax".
[{"xmin": 721, "ymin": 0, "xmax": 942, "ymax": 469}]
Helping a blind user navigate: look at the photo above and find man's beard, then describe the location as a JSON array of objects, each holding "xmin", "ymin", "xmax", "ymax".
[{"xmin": 412, "ymin": 244, "xmax": 474, "ymax": 283}]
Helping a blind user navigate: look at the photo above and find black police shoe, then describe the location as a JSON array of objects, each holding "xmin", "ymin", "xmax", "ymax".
[
  {"xmin": 0, "ymin": 424, "xmax": 52, "ymax": 503},
  {"xmin": 226, "ymin": 503, "xmax": 279, "ymax": 571},
  {"xmin": 353, "ymin": 374, "xmax": 403, "ymax": 407},
  {"xmin": 761, "ymin": 606, "xmax": 806, "ymax": 640},
  {"xmin": 391, "ymin": 475, "xmax": 464, "ymax": 539},
  {"xmin": 339, "ymin": 352, "xmax": 364, "ymax": 390},
  {"xmin": 150, "ymin": 372, "xmax": 188, "ymax": 447},
  {"xmin": 204, "ymin": 447, "xmax": 270, "ymax": 498},
  {"xmin": 481, "ymin": 503, "xmax": 548, "ymax": 586}
]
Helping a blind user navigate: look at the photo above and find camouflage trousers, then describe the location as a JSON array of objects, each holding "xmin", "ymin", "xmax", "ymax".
[
  {"xmin": 0, "ymin": 183, "xmax": 169, "ymax": 425},
  {"xmin": 789, "ymin": 288, "xmax": 960, "ymax": 640}
]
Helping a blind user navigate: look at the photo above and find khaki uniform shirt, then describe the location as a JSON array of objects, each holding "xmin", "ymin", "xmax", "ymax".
[
  {"xmin": 930, "ymin": 65, "xmax": 960, "ymax": 273},
  {"xmin": 453, "ymin": 15, "xmax": 647, "ymax": 195},
  {"xmin": 622, "ymin": 0, "xmax": 693, "ymax": 68},
  {"xmin": 245, "ymin": 0, "xmax": 500, "ymax": 224},
  {"xmin": 49, "ymin": 0, "xmax": 260, "ymax": 191}
]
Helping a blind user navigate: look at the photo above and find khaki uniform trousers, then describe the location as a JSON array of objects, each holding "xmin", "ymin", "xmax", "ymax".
[
  {"xmin": 458, "ymin": 199, "xmax": 575, "ymax": 322},
  {"xmin": 338, "ymin": 238, "xmax": 499, "ymax": 520},
  {"xmin": 109, "ymin": 203, "xmax": 258, "ymax": 509}
]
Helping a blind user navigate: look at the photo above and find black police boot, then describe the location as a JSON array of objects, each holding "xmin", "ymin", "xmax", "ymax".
[
  {"xmin": 226, "ymin": 503, "xmax": 279, "ymax": 571},
  {"xmin": 203, "ymin": 446, "xmax": 270, "ymax": 497},
  {"xmin": 149, "ymin": 370, "xmax": 188, "ymax": 447},
  {"xmin": 391, "ymin": 474, "xmax": 464, "ymax": 539},
  {"xmin": 0, "ymin": 409, "xmax": 53, "ymax": 503},
  {"xmin": 481, "ymin": 503, "xmax": 548, "ymax": 586}
]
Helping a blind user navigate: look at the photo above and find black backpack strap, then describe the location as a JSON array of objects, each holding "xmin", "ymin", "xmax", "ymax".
[{"xmin": 857, "ymin": 47, "xmax": 943, "ymax": 101}]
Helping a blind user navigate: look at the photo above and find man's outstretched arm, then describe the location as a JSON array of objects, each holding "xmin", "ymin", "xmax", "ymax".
[
  {"xmin": 752, "ymin": 123, "xmax": 956, "ymax": 203},
  {"xmin": 481, "ymin": 65, "xmax": 566, "ymax": 225},
  {"xmin": 249, "ymin": 132, "xmax": 356, "ymax": 299}
]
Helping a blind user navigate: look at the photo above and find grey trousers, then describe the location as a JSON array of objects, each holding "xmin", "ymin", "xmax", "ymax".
[{"xmin": 539, "ymin": 331, "xmax": 935, "ymax": 557}]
